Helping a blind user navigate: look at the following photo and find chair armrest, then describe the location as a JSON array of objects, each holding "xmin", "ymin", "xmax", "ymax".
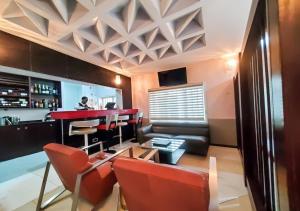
[
  {"xmin": 71, "ymin": 146, "xmax": 134, "ymax": 211},
  {"xmin": 81, "ymin": 146, "xmax": 133, "ymax": 176},
  {"xmin": 209, "ymin": 157, "xmax": 218, "ymax": 211}
]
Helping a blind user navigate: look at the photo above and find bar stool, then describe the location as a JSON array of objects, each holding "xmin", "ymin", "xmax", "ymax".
[
  {"xmin": 68, "ymin": 119, "xmax": 100, "ymax": 154},
  {"xmin": 97, "ymin": 114, "xmax": 118, "ymax": 153},
  {"xmin": 117, "ymin": 115, "xmax": 129, "ymax": 147},
  {"xmin": 128, "ymin": 112, "xmax": 144, "ymax": 142}
]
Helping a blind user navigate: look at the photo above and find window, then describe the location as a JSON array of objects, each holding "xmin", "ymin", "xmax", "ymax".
[
  {"xmin": 99, "ymin": 96, "xmax": 116, "ymax": 109},
  {"xmin": 149, "ymin": 84, "xmax": 206, "ymax": 123}
]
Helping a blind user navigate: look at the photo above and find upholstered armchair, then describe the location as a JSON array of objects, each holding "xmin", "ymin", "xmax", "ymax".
[
  {"xmin": 36, "ymin": 143, "xmax": 133, "ymax": 211},
  {"xmin": 113, "ymin": 156, "xmax": 218, "ymax": 211}
]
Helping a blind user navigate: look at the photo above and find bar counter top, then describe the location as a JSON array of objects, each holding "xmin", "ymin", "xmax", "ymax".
[{"xmin": 50, "ymin": 109, "xmax": 138, "ymax": 120}]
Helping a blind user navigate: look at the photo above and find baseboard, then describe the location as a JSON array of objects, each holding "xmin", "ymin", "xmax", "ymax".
[{"xmin": 210, "ymin": 144, "xmax": 238, "ymax": 148}]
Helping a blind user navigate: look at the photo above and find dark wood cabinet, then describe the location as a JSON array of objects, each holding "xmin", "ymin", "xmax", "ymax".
[{"xmin": 0, "ymin": 121, "xmax": 59, "ymax": 161}]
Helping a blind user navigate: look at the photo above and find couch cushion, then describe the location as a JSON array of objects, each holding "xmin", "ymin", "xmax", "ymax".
[
  {"xmin": 173, "ymin": 135, "xmax": 208, "ymax": 143},
  {"xmin": 152, "ymin": 122, "xmax": 209, "ymax": 137},
  {"xmin": 145, "ymin": 133, "xmax": 174, "ymax": 139}
]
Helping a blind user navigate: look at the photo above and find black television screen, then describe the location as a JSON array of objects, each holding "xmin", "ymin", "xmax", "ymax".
[{"xmin": 158, "ymin": 68, "xmax": 187, "ymax": 86}]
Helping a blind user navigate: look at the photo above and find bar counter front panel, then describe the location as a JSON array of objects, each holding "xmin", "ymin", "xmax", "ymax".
[
  {"xmin": 51, "ymin": 109, "xmax": 138, "ymax": 154},
  {"xmin": 0, "ymin": 109, "xmax": 138, "ymax": 161}
]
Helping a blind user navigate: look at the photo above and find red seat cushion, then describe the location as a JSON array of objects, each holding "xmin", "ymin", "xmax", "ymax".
[
  {"xmin": 97, "ymin": 123, "xmax": 116, "ymax": 130},
  {"xmin": 128, "ymin": 119, "xmax": 137, "ymax": 124}
]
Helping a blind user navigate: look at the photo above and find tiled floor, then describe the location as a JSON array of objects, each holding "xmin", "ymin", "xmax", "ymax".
[{"xmin": 0, "ymin": 143, "xmax": 253, "ymax": 211}]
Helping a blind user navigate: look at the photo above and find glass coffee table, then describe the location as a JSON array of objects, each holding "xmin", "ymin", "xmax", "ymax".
[{"xmin": 140, "ymin": 138, "xmax": 185, "ymax": 165}]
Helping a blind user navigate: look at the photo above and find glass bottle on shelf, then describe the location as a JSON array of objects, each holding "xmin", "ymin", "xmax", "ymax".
[
  {"xmin": 38, "ymin": 84, "xmax": 41, "ymax": 94},
  {"xmin": 34, "ymin": 84, "xmax": 38, "ymax": 93},
  {"xmin": 55, "ymin": 98, "xmax": 59, "ymax": 108},
  {"xmin": 48, "ymin": 101, "xmax": 52, "ymax": 109},
  {"xmin": 35, "ymin": 100, "xmax": 39, "ymax": 108}
]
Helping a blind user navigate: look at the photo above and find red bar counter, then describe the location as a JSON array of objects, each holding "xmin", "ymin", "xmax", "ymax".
[
  {"xmin": 50, "ymin": 109, "xmax": 138, "ymax": 144},
  {"xmin": 51, "ymin": 109, "xmax": 138, "ymax": 120}
]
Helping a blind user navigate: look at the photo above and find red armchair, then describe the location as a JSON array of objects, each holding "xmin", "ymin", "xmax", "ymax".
[
  {"xmin": 113, "ymin": 156, "xmax": 218, "ymax": 211},
  {"xmin": 36, "ymin": 143, "xmax": 133, "ymax": 211}
]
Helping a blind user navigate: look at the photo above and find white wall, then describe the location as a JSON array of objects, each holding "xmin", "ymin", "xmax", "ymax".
[
  {"xmin": 131, "ymin": 57, "xmax": 238, "ymax": 146},
  {"xmin": 131, "ymin": 57, "xmax": 237, "ymax": 119}
]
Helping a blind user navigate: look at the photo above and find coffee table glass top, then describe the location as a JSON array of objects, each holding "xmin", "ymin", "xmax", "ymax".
[{"xmin": 141, "ymin": 138, "xmax": 185, "ymax": 152}]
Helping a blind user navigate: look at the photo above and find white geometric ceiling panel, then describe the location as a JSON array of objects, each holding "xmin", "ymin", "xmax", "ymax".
[
  {"xmin": 3, "ymin": 1, "xmax": 49, "ymax": 36},
  {"xmin": 167, "ymin": 8, "xmax": 203, "ymax": 39},
  {"xmin": 140, "ymin": 27, "xmax": 169, "ymax": 49},
  {"xmin": 0, "ymin": 0, "xmax": 252, "ymax": 75},
  {"xmin": 109, "ymin": 0, "xmax": 153, "ymax": 33},
  {"xmin": 79, "ymin": 18, "xmax": 122, "ymax": 45},
  {"xmin": 112, "ymin": 41, "xmax": 141, "ymax": 57},
  {"xmin": 182, "ymin": 34, "xmax": 205, "ymax": 52},
  {"xmin": 155, "ymin": 0, "xmax": 200, "ymax": 17},
  {"xmin": 59, "ymin": 32, "xmax": 97, "ymax": 52}
]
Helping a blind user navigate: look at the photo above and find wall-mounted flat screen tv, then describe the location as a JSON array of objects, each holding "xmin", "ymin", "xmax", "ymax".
[{"xmin": 158, "ymin": 67, "xmax": 187, "ymax": 86}]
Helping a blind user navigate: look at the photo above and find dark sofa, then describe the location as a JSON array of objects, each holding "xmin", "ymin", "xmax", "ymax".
[{"xmin": 137, "ymin": 122, "xmax": 209, "ymax": 156}]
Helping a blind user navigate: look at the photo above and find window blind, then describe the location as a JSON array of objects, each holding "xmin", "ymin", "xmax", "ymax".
[{"xmin": 149, "ymin": 84, "xmax": 206, "ymax": 123}]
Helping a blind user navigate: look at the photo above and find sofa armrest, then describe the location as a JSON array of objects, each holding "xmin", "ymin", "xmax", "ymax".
[{"xmin": 137, "ymin": 124, "xmax": 153, "ymax": 144}]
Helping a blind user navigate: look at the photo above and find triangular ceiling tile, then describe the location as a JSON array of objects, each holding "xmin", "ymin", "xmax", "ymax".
[
  {"xmin": 2, "ymin": 1, "xmax": 23, "ymax": 19},
  {"xmin": 93, "ymin": 50, "xmax": 106, "ymax": 62},
  {"xmin": 18, "ymin": 4, "xmax": 49, "ymax": 36},
  {"xmin": 141, "ymin": 28, "xmax": 168, "ymax": 49},
  {"xmin": 160, "ymin": 0, "xmax": 200, "ymax": 17},
  {"xmin": 132, "ymin": 53, "xmax": 152, "ymax": 65},
  {"xmin": 108, "ymin": 53, "xmax": 122, "ymax": 64},
  {"xmin": 173, "ymin": 9, "xmax": 203, "ymax": 38},
  {"xmin": 182, "ymin": 34, "xmax": 206, "ymax": 51},
  {"xmin": 155, "ymin": 45, "xmax": 177, "ymax": 59},
  {"xmin": 110, "ymin": 0, "xmax": 153, "ymax": 33},
  {"xmin": 3, "ymin": 2, "xmax": 49, "ymax": 36}
]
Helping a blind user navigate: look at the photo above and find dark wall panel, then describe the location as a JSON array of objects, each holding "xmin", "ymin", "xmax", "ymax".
[
  {"xmin": 0, "ymin": 31, "xmax": 132, "ymax": 108},
  {"xmin": 31, "ymin": 43, "xmax": 68, "ymax": 78},
  {"xmin": 0, "ymin": 31, "xmax": 30, "ymax": 70}
]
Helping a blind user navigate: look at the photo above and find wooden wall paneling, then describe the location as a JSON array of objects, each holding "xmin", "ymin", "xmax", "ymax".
[
  {"xmin": 30, "ymin": 43, "xmax": 68, "ymax": 78},
  {"xmin": 270, "ymin": 0, "xmax": 300, "ymax": 210},
  {"xmin": 0, "ymin": 31, "xmax": 30, "ymax": 70}
]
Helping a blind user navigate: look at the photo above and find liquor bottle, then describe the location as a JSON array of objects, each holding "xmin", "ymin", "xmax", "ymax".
[
  {"xmin": 55, "ymin": 98, "xmax": 59, "ymax": 108},
  {"xmin": 30, "ymin": 85, "xmax": 34, "ymax": 93},
  {"xmin": 35, "ymin": 101, "xmax": 39, "ymax": 108},
  {"xmin": 48, "ymin": 101, "xmax": 52, "ymax": 109},
  {"xmin": 34, "ymin": 84, "xmax": 38, "ymax": 93},
  {"xmin": 38, "ymin": 84, "xmax": 41, "ymax": 94}
]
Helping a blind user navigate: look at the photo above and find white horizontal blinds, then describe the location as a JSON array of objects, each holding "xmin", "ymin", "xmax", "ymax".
[{"xmin": 149, "ymin": 84, "xmax": 206, "ymax": 122}]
